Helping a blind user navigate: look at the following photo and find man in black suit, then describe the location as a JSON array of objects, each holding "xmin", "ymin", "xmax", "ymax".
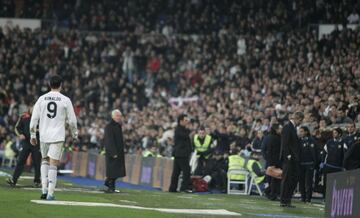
[
  {"xmin": 280, "ymin": 111, "xmax": 304, "ymax": 207},
  {"xmin": 169, "ymin": 114, "xmax": 193, "ymax": 193}
]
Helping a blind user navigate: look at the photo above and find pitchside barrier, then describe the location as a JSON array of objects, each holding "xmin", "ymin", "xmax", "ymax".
[
  {"xmin": 62, "ymin": 151, "xmax": 174, "ymax": 191},
  {"xmin": 325, "ymin": 169, "xmax": 360, "ymax": 218}
]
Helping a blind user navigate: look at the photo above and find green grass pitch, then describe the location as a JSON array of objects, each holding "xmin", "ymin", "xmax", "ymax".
[{"xmin": 0, "ymin": 172, "xmax": 324, "ymax": 218}]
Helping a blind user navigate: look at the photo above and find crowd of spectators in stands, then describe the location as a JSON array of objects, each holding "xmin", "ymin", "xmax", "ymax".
[{"xmin": 1, "ymin": 0, "xmax": 360, "ymax": 161}]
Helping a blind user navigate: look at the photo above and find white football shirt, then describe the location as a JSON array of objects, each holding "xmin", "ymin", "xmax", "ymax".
[{"xmin": 30, "ymin": 91, "xmax": 78, "ymax": 143}]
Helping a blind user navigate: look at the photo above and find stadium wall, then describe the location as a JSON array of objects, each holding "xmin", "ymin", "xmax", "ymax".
[
  {"xmin": 325, "ymin": 169, "xmax": 360, "ymax": 218},
  {"xmin": 63, "ymin": 151, "xmax": 173, "ymax": 191}
]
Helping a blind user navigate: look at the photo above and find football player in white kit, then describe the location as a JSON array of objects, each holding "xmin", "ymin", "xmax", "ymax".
[{"xmin": 30, "ymin": 75, "xmax": 78, "ymax": 200}]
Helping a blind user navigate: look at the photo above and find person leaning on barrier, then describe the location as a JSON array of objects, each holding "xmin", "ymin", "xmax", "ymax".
[
  {"xmin": 320, "ymin": 127, "xmax": 347, "ymax": 197},
  {"xmin": 203, "ymin": 150, "xmax": 227, "ymax": 192}
]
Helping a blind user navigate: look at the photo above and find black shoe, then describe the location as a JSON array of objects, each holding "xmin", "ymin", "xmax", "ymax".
[
  {"xmin": 169, "ymin": 190, "xmax": 179, "ymax": 193},
  {"xmin": 181, "ymin": 189, "xmax": 193, "ymax": 193},
  {"xmin": 40, "ymin": 193, "xmax": 47, "ymax": 200},
  {"xmin": 104, "ymin": 188, "xmax": 115, "ymax": 193},
  {"xmin": 268, "ymin": 196, "xmax": 278, "ymax": 201},
  {"xmin": 7, "ymin": 178, "xmax": 16, "ymax": 187},
  {"xmin": 280, "ymin": 203, "xmax": 295, "ymax": 208},
  {"xmin": 34, "ymin": 182, "xmax": 41, "ymax": 188},
  {"xmin": 287, "ymin": 204, "xmax": 296, "ymax": 208}
]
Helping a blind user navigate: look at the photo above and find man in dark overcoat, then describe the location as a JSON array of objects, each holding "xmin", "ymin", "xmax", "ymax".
[
  {"xmin": 103, "ymin": 109, "xmax": 126, "ymax": 193},
  {"xmin": 279, "ymin": 111, "xmax": 304, "ymax": 207}
]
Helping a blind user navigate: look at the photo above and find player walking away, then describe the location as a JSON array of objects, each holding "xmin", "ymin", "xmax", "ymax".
[
  {"xmin": 7, "ymin": 103, "xmax": 41, "ymax": 187},
  {"xmin": 30, "ymin": 75, "xmax": 78, "ymax": 200}
]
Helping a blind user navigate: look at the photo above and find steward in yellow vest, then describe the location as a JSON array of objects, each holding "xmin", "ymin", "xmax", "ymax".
[
  {"xmin": 192, "ymin": 126, "xmax": 214, "ymax": 175},
  {"xmin": 245, "ymin": 152, "xmax": 265, "ymax": 184},
  {"xmin": 227, "ymin": 148, "xmax": 247, "ymax": 180},
  {"xmin": 193, "ymin": 127, "xmax": 213, "ymax": 159}
]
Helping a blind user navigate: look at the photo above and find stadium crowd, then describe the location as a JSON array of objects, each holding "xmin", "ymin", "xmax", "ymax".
[{"xmin": 1, "ymin": 0, "xmax": 360, "ymax": 197}]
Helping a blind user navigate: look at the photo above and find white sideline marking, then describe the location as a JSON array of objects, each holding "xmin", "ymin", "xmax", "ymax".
[
  {"xmin": 0, "ymin": 171, "xmax": 11, "ymax": 177},
  {"xmin": 31, "ymin": 200, "xmax": 241, "ymax": 216},
  {"xmin": 58, "ymin": 170, "xmax": 74, "ymax": 174},
  {"xmin": 176, "ymin": 195, "xmax": 195, "ymax": 199},
  {"xmin": 119, "ymin": 200, "xmax": 137, "ymax": 204},
  {"xmin": 24, "ymin": 188, "xmax": 104, "ymax": 194},
  {"xmin": 19, "ymin": 176, "xmax": 34, "ymax": 180},
  {"xmin": 208, "ymin": 198, "xmax": 224, "ymax": 201}
]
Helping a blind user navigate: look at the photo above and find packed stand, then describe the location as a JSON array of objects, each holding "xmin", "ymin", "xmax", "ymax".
[{"xmin": 0, "ymin": 0, "xmax": 360, "ymax": 196}]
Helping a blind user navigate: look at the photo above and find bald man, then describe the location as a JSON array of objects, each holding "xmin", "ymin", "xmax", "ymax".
[{"xmin": 103, "ymin": 109, "xmax": 126, "ymax": 193}]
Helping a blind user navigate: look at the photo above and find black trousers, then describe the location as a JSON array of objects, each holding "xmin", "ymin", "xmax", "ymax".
[
  {"xmin": 209, "ymin": 169, "xmax": 227, "ymax": 190},
  {"xmin": 194, "ymin": 156, "xmax": 207, "ymax": 176},
  {"xmin": 169, "ymin": 157, "xmax": 191, "ymax": 192},
  {"xmin": 299, "ymin": 164, "xmax": 314, "ymax": 202},
  {"xmin": 268, "ymin": 177, "xmax": 281, "ymax": 200},
  {"xmin": 12, "ymin": 141, "xmax": 41, "ymax": 183},
  {"xmin": 280, "ymin": 160, "xmax": 299, "ymax": 204}
]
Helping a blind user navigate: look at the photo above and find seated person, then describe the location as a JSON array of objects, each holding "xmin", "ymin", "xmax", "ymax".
[
  {"xmin": 245, "ymin": 151, "xmax": 266, "ymax": 193},
  {"xmin": 227, "ymin": 148, "xmax": 247, "ymax": 181}
]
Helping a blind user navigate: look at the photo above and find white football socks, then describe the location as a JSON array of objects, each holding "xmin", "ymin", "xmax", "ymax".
[
  {"xmin": 41, "ymin": 161, "xmax": 49, "ymax": 194},
  {"xmin": 48, "ymin": 165, "xmax": 58, "ymax": 196}
]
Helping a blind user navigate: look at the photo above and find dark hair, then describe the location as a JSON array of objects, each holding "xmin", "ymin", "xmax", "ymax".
[
  {"xmin": 333, "ymin": 127, "xmax": 343, "ymax": 137},
  {"xmin": 269, "ymin": 123, "xmax": 280, "ymax": 135},
  {"xmin": 300, "ymin": 126, "xmax": 310, "ymax": 137},
  {"xmin": 50, "ymin": 74, "xmax": 62, "ymax": 89},
  {"xmin": 177, "ymin": 114, "xmax": 187, "ymax": 125},
  {"xmin": 346, "ymin": 120, "xmax": 356, "ymax": 127},
  {"xmin": 294, "ymin": 111, "xmax": 304, "ymax": 120},
  {"xmin": 198, "ymin": 126, "xmax": 206, "ymax": 131},
  {"xmin": 230, "ymin": 148, "xmax": 240, "ymax": 155}
]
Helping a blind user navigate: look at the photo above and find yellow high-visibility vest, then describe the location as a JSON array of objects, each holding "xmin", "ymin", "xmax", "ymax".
[
  {"xmin": 246, "ymin": 159, "xmax": 265, "ymax": 184},
  {"xmin": 194, "ymin": 134, "xmax": 212, "ymax": 159},
  {"xmin": 143, "ymin": 150, "xmax": 155, "ymax": 157},
  {"xmin": 227, "ymin": 155, "xmax": 246, "ymax": 180}
]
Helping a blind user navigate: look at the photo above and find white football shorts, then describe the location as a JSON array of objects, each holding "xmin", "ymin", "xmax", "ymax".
[{"xmin": 40, "ymin": 142, "xmax": 64, "ymax": 160}]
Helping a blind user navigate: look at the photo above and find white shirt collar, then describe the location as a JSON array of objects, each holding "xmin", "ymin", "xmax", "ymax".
[{"xmin": 290, "ymin": 119, "xmax": 296, "ymax": 127}]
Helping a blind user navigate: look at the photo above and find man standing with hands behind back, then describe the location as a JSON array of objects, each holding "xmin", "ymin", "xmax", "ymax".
[
  {"xmin": 280, "ymin": 111, "xmax": 304, "ymax": 208},
  {"xmin": 169, "ymin": 114, "xmax": 193, "ymax": 193},
  {"xmin": 103, "ymin": 109, "xmax": 126, "ymax": 193}
]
